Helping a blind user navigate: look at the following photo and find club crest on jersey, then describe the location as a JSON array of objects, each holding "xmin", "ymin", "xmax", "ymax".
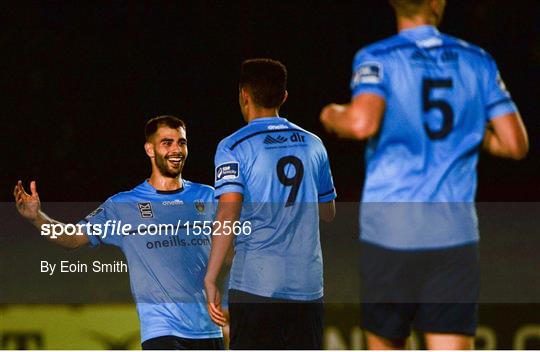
[
  {"xmin": 352, "ymin": 62, "xmax": 383, "ymax": 86},
  {"xmin": 85, "ymin": 207, "xmax": 103, "ymax": 219},
  {"xmin": 215, "ymin": 162, "xmax": 239, "ymax": 181},
  {"xmin": 137, "ymin": 202, "xmax": 154, "ymax": 219},
  {"xmin": 194, "ymin": 199, "xmax": 205, "ymax": 214}
]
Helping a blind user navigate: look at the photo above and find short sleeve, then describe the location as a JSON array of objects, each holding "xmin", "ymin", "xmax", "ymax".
[
  {"xmin": 317, "ymin": 147, "xmax": 337, "ymax": 203},
  {"xmin": 350, "ymin": 50, "xmax": 388, "ymax": 100},
  {"xmin": 204, "ymin": 187, "xmax": 218, "ymax": 219},
  {"xmin": 214, "ymin": 141, "xmax": 245, "ymax": 199},
  {"xmin": 484, "ymin": 56, "xmax": 518, "ymax": 121},
  {"xmin": 77, "ymin": 199, "xmax": 122, "ymax": 247}
]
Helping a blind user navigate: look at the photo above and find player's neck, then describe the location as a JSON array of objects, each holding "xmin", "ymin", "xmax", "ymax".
[
  {"xmin": 245, "ymin": 107, "xmax": 280, "ymax": 123},
  {"xmin": 397, "ymin": 16, "xmax": 437, "ymax": 32},
  {"xmin": 147, "ymin": 174, "xmax": 183, "ymax": 191}
]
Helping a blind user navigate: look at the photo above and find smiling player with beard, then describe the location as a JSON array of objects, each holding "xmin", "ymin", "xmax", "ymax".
[{"xmin": 14, "ymin": 115, "xmax": 224, "ymax": 350}]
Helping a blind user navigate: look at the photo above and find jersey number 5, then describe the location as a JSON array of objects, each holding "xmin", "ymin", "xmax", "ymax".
[
  {"xmin": 422, "ymin": 78, "xmax": 454, "ymax": 140},
  {"xmin": 277, "ymin": 156, "xmax": 304, "ymax": 207}
]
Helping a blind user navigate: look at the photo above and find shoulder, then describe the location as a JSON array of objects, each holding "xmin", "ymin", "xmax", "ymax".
[
  {"xmin": 440, "ymin": 33, "xmax": 493, "ymax": 61},
  {"xmin": 183, "ymin": 180, "xmax": 215, "ymax": 202},
  {"xmin": 184, "ymin": 180, "xmax": 214, "ymax": 193},
  {"xmin": 107, "ymin": 190, "xmax": 136, "ymax": 203},
  {"xmin": 355, "ymin": 35, "xmax": 413, "ymax": 59},
  {"xmin": 216, "ymin": 124, "xmax": 258, "ymax": 151},
  {"xmin": 106, "ymin": 182, "xmax": 150, "ymax": 202},
  {"xmin": 287, "ymin": 121, "xmax": 324, "ymax": 145}
]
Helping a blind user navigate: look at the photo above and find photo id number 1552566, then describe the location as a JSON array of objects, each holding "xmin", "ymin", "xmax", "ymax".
[{"xmin": 186, "ymin": 221, "xmax": 252, "ymax": 236}]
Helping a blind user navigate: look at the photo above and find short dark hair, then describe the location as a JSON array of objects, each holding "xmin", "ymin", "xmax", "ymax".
[
  {"xmin": 239, "ymin": 58, "xmax": 287, "ymax": 109},
  {"xmin": 145, "ymin": 115, "xmax": 186, "ymax": 141},
  {"xmin": 389, "ymin": 0, "xmax": 427, "ymax": 16}
]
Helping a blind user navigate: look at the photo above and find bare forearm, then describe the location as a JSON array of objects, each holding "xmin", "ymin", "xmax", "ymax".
[
  {"xmin": 321, "ymin": 95, "xmax": 385, "ymax": 140},
  {"xmin": 205, "ymin": 193, "xmax": 242, "ymax": 283},
  {"xmin": 483, "ymin": 114, "xmax": 528, "ymax": 160},
  {"xmin": 482, "ymin": 129, "xmax": 508, "ymax": 158},
  {"xmin": 30, "ymin": 211, "xmax": 86, "ymax": 249},
  {"xmin": 321, "ymin": 104, "xmax": 362, "ymax": 139},
  {"xmin": 483, "ymin": 127, "xmax": 528, "ymax": 160},
  {"xmin": 205, "ymin": 232, "xmax": 235, "ymax": 283}
]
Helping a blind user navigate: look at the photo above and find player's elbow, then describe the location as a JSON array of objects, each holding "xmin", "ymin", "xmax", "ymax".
[
  {"xmin": 349, "ymin": 119, "xmax": 378, "ymax": 140},
  {"xmin": 507, "ymin": 141, "xmax": 528, "ymax": 160},
  {"xmin": 504, "ymin": 132, "xmax": 529, "ymax": 160},
  {"xmin": 348, "ymin": 110, "xmax": 380, "ymax": 140},
  {"xmin": 60, "ymin": 234, "xmax": 89, "ymax": 250},
  {"xmin": 62, "ymin": 241, "xmax": 84, "ymax": 251}
]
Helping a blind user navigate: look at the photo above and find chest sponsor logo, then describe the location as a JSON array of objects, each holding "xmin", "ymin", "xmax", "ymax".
[
  {"xmin": 162, "ymin": 199, "xmax": 183, "ymax": 206},
  {"xmin": 215, "ymin": 162, "xmax": 239, "ymax": 181},
  {"xmin": 267, "ymin": 124, "xmax": 288, "ymax": 130},
  {"xmin": 263, "ymin": 132, "xmax": 306, "ymax": 145},
  {"xmin": 264, "ymin": 135, "xmax": 288, "ymax": 144},
  {"xmin": 137, "ymin": 202, "xmax": 154, "ymax": 218}
]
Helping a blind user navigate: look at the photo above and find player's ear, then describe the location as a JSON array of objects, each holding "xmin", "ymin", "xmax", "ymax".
[
  {"xmin": 431, "ymin": 0, "xmax": 445, "ymax": 23},
  {"xmin": 144, "ymin": 142, "xmax": 154, "ymax": 158},
  {"xmin": 282, "ymin": 90, "xmax": 288, "ymax": 105},
  {"xmin": 240, "ymin": 87, "xmax": 250, "ymax": 105}
]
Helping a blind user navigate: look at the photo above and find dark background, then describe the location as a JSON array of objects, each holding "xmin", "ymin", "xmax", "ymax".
[{"xmin": 2, "ymin": 0, "xmax": 539, "ymax": 202}]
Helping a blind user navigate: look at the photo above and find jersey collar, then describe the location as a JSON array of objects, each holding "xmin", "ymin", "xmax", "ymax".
[
  {"xmin": 399, "ymin": 25, "xmax": 440, "ymax": 41},
  {"xmin": 249, "ymin": 116, "xmax": 287, "ymax": 124},
  {"xmin": 142, "ymin": 179, "xmax": 185, "ymax": 194}
]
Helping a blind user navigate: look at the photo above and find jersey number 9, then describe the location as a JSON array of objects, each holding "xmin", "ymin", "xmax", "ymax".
[{"xmin": 276, "ymin": 156, "xmax": 304, "ymax": 207}]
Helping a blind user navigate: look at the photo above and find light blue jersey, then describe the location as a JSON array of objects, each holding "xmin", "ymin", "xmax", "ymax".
[
  {"xmin": 78, "ymin": 180, "xmax": 221, "ymax": 343},
  {"xmin": 214, "ymin": 117, "xmax": 336, "ymax": 300},
  {"xmin": 351, "ymin": 26, "xmax": 518, "ymax": 249}
]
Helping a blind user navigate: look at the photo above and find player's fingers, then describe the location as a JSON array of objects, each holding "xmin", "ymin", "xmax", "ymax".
[
  {"xmin": 207, "ymin": 305, "xmax": 224, "ymax": 326},
  {"xmin": 14, "ymin": 185, "xmax": 23, "ymax": 200},
  {"xmin": 208, "ymin": 303, "xmax": 226, "ymax": 326},
  {"xmin": 17, "ymin": 181, "xmax": 30, "ymax": 197},
  {"xmin": 30, "ymin": 181, "xmax": 38, "ymax": 197},
  {"xmin": 208, "ymin": 302, "xmax": 221, "ymax": 316},
  {"xmin": 210, "ymin": 311, "xmax": 226, "ymax": 327},
  {"xmin": 17, "ymin": 180, "xmax": 26, "ymax": 194},
  {"xmin": 15, "ymin": 181, "xmax": 22, "ymax": 196}
]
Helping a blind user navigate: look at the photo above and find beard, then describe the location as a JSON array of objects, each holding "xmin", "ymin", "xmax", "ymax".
[{"xmin": 155, "ymin": 153, "xmax": 183, "ymax": 178}]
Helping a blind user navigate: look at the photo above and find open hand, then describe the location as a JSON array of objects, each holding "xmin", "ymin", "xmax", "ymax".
[{"xmin": 13, "ymin": 180, "xmax": 41, "ymax": 222}]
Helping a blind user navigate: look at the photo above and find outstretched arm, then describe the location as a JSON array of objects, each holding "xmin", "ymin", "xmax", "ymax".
[
  {"xmin": 204, "ymin": 192, "xmax": 242, "ymax": 327},
  {"xmin": 13, "ymin": 180, "xmax": 89, "ymax": 249},
  {"xmin": 483, "ymin": 112, "xmax": 528, "ymax": 160}
]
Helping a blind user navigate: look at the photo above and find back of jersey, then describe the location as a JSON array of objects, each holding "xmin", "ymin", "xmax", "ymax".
[
  {"xmin": 351, "ymin": 25, "xmax": 517, "ymax": 249},
  {"xmin": 214, "ymin": 117, "xmax": 336, "ymax": 300}
]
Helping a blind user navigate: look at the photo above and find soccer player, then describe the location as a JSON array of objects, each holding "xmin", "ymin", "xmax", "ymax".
[
  {"xmin": 204, "ymin": 58, "xmax": 337, "ymax": 349},
  {"xmin": 320, "ymin": 0, "xmax": 528, "ymax": 350},
  {"xmin": 13, "ymin": 116, "xmax": 224, "ymax": 350}
]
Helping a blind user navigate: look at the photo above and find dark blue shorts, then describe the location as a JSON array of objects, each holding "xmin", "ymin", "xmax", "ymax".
[
  {"xmin": 360, "ymin": 241, "xmax": 479, "ymax": 340},
  {"xmin": 141, "ymin": 335, "xmax": 224, "ymax": 350},
  {"xmin": 228, "ymin": 289, "xmax": 324, "ymax": 349}
]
